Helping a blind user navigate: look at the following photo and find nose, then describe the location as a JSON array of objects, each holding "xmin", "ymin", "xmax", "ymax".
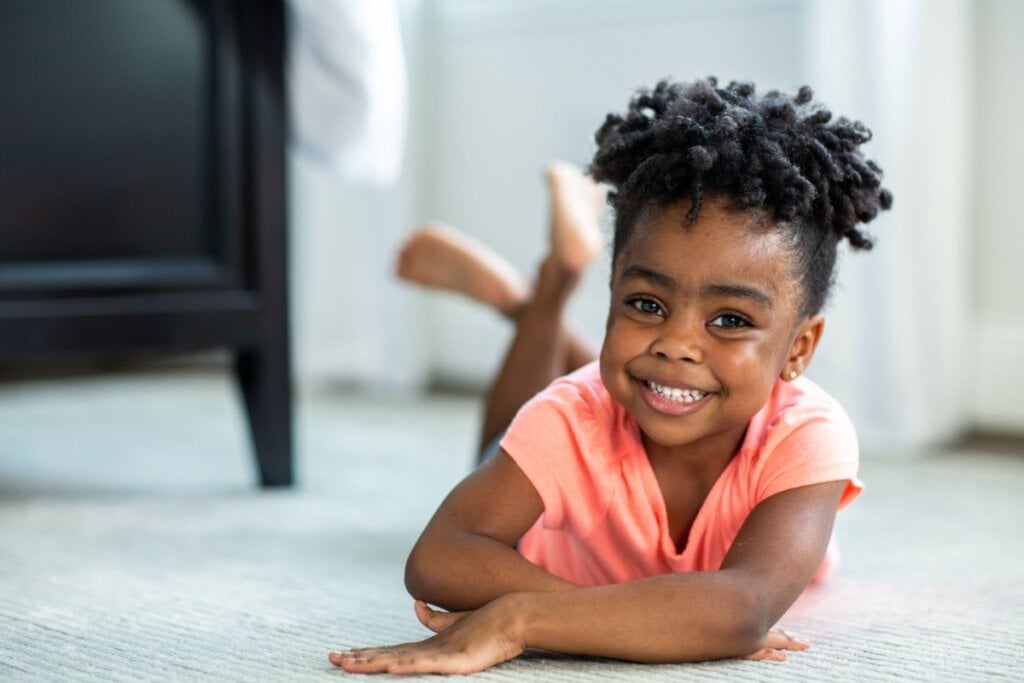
[{"xmin": 649, "ymin": 316, "xmax": 704, "ymax": 363}]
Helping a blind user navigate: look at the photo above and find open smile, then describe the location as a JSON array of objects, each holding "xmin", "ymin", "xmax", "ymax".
[{"xmin": 635, "ymin": 377, "xmax": 715, "ymax": 416}]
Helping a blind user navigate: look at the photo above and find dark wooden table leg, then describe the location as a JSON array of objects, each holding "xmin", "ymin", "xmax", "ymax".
[{"xmin": 236, "ymin": 343, "xmax": 293, "ymax": 487}]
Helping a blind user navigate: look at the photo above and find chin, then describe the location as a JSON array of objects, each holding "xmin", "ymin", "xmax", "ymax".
[{"xmin": 632, "ymin": 409, "xmax": 706, "ymax": 447}]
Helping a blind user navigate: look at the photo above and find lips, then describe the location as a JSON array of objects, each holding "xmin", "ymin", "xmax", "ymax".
[
  {"xmin": 643, "ymin": 378, "xmax": 709, "ymax": 403},
  {"xmin": 635, "ymin": 376, "xmax": 715, "ymax": 417}
]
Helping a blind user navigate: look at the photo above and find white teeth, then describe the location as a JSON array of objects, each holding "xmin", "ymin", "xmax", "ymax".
[{"xmin": 645, "ymin": 380, "xmax": 708, "ymax": 403}]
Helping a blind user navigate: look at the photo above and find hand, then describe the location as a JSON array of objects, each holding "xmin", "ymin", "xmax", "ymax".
[
  {"xmin": 329, "ymin": 598, "xmax": 526, "ymax": 675},
  {"xmin": 742, "ymin": 629, "xmax": 810, "ymax": 662}
]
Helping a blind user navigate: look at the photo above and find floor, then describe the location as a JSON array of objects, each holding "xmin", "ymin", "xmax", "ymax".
[{"xmin": 0, "ymin": 365, "xmax": 1022, "ymax": 681}]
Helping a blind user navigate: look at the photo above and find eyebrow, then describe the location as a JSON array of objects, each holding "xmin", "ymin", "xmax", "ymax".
[
  {"xmin": 701, "ymin": 284, "xmax": 774, "ymax": 310},
  {"xmin": 619, "ymin": 265, "xmax": 678, "ymax": 290},
  {"xmin": 619, "ymin": 265, "xmax": 774, "ymax": 310}
]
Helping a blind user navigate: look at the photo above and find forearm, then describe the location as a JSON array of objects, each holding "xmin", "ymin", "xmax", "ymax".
[
  {"xmin": 511, "ymin": 570, "xmax": 766, "ymax": 662},
  {"xmin": 405, "ymin": 530, "xmax": 575, "ymax": 611}
]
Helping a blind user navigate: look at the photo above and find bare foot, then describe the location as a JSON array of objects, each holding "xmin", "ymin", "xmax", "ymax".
[
  {"xmin": 395, "ymin": 223, "xmax": 530, "ymax": 317},
  {"xmin": 546, "ymin": 161, "xmax": 606, "ymax": 273}
]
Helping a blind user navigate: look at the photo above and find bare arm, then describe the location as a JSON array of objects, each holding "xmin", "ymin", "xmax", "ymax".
[
  {"xmin": 404, "ymin": 448, "xmax": 575, "ymax": 611},
  {"xmin": 516, "ymin": 479, "xmax": 846, "ymax": 661},
  {"xmin": 337, "ymin": 478, "xmax": 846, "ymax": 673}
]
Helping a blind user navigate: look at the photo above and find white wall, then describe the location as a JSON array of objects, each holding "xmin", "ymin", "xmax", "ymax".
[
  {"xmin": 972, "ymin": 0, "xmax": 1024, "ymax": 433},
  {"xmin": 288, "ymin": 155, "xmax": 428, "ymax": 391},
  {"xmin": 286, "ymin": 0, "xmax": 430, "ymax": 392},
  {"xmin": 413, "ymin": 0, "xmax": 983, "ymax": 452},
  {"xmin": 421, "ymin": 0, "xmax": 809, "ymax": 387},
  {"xmin": 288, "ymin": 0, "xmax": 1023, "ymax": 444},
  {"xmin": 798, "ymin": 0, "xmax": 976, "ymax": 449}
]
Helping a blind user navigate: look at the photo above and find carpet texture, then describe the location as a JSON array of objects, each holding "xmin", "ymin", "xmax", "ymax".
[{"xmin": 1, "ymin": 368, "xmax": 1022, "ymax": 681}]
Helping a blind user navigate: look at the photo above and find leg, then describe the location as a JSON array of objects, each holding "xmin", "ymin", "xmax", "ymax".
[
  {"xmin": 395, "ymin": 162, "xmax": 606, "ymax": 452},
  {"xmin": 545, "ymin": 161, "xmax": 605, "ymax": 272},
  {"xmin": 477, "ymin": 163, "xmax": 606, "ymax": 450},
  {"xmin": 395, "ymin": 228, "xmax": 596, "ymax": 373},
  {"xmin": 478, "ymin": 256, "xmax": 588, "ymax": 451},
  {"xmin": 397, "ymin": 162, "xmax": 605, "ymax": 316},
  {"xmin": 395, "ymin": 222, "xmax": 530, "ymax": 317}
]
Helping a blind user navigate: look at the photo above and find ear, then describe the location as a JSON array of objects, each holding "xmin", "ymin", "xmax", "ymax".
[{"xmin": 781, "ymin": 315, "xmax": 825, "ymax": 381}]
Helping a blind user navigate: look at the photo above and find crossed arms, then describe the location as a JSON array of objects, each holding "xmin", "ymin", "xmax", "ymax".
[{"xmin": 330, "ymin": 448, "xmax": 846, "ymax": 674}]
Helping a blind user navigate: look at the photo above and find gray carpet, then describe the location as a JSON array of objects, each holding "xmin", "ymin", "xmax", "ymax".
[{"xmin": 1, "ymin": 367, "xmax": 1022, "ymax": 681}]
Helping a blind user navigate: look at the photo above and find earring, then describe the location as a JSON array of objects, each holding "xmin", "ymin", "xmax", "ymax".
[{"xmin": 788, "ymin": 370, "xmax": 798, "ymax": 380}]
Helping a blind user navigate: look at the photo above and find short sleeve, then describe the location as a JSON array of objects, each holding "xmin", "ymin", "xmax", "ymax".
[
  {"xmin": 499, "ymin": 372, "xmax": 612, "ymax": 533},
  {"xmin": 757, "ymin": 412, "xmax": 863, "ymax": 510}
]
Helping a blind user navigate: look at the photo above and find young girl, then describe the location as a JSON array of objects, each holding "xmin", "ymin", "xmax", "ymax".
[{"xmin": 330, "ymin": 77, "xmax": 892, "ymax": 674}]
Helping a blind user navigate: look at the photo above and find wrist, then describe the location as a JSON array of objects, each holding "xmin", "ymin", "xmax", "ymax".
[{"xmin": 493, "ymin": 592, "xmax": 539, "ymax": 647}]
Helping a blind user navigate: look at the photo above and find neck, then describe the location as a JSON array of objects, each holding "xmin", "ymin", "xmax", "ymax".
[{"xmin": 641, "ymin": 425, "xmax": 747, "ymax": 484}]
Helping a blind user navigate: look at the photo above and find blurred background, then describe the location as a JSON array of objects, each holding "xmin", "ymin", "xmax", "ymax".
[
  {"xmin": 2, "ymin": 2, "xmax": 1022, "ymax": 677},
  {"xmin": 293, "ymin": 0, "xmax": 1022, "ymax": 454}
]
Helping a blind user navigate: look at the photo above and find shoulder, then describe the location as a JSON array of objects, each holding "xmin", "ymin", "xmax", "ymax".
[
  {"xmin": 500, "ymin": 361, "xmax": 632, "ymax": 530},
  {"xmin": 747, "ymin": 376, "xmax": 856, "ymax": 454},
  {"xmin": 740, "ymin": 377, "xmax": 861, "ymax": 506},
  {"xmin": 511, "ymin": 361, "xmax": 622, "ymax": 437},
  {"xmin": 542, "ymin": 361, "xmax": 614, "ymax": 409}
]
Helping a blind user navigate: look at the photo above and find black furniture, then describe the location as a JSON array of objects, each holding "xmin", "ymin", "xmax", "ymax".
[{"xmin": 0, "ymin": 0, "xmax": 292, "ymax": 486}]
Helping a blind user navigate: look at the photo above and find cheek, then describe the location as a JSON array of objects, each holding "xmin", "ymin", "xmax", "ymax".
[
  {"xmin": 716, "ymin": 337, "xmax": 788, "ymax": 387},
  {"xmin": 598, "ymin": 337, "xmax": 626, "ymax": 402},
  {"xmin": 705, "ymin": 332, "xmax": 761, "ymax": 364},
  {"xmin": 599, "ymin": 317, "xmax": 641, "ymax": 380},
  {"xmin": 725, "ymin": 341, "xmax": 769, "ymax": 367},
  {"xmin": 601, "ymin": 315, "xmax": 642, "ymax": 358},
  {"xmin": 598, "ymin": 327, "xmax": 622, "ymax": 370}
]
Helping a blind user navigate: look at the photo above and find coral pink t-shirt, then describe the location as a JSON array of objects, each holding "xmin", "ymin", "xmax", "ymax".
[{"xmin": 500, "ymin": 361, "xmax": 862, "ymax": 587}]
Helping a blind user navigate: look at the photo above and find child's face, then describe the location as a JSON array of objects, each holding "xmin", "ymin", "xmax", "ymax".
[{"xmin": 599, "ymin": 198, "xmax": 820, "ymax": 457}]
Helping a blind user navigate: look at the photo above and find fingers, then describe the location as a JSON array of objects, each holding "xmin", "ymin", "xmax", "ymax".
[
  {"xmin": 741, "ymin": 629, "xmax": 811, "ymax": 662},
  {"xmin": 329, "ymin": 648, "xmax": 397, "ymax": 673},
  {"xmin": 388, "ymin": 652, "xmax": 477, "ymax": 676},
  {"xmin": 764, "ymin": 628, "xmax": 811, "ymax": 652},
  {"xmin": 329, "ymin": 646, "xmax": 418, "ymax": 674},
  {"xmin": 328, "ymin": 646, "xmax": 482, "ymax": 675},
  {"xmin": 414, "ymin": 600, "xmax": 466, "ymax": 633},
  {"xmin": 328, "ymin": 603, "xmax": 482, "ymax": 676},
  {"xmin": 743, "ymin": 647, "xmax": 789, "ymax": 662}
]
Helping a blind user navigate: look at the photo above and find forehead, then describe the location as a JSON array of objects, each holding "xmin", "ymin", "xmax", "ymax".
[{"xmin": 615, "ymin": 199, "xmax": 799, "ymax": 302}]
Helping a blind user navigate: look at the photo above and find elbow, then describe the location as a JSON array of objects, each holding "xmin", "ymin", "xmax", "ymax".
[
  {"xmin": 644, "ymin": 579, "xmax": 774, "ymax": 663},
  {"xmin": 403, "ymin": 540, "xmax": 435, "ymax": 602},
  {"xmin": 729, "ymin": 619, "xmax": 772, "ymax": 660},
  {"xmin": 708, "ymin": 580, "xmax": 776, "ymax": 659},
  {"xmin": 404, "ymin": 536, "xmax": 461, "ymax": 606}
]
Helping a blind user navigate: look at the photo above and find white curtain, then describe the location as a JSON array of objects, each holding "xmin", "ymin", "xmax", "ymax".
[
  {"xmin": 287, "ymin": 0, "xmax": 407, "ymax": 184},
  {"xmin": 285, "ymin": 0, "xmax": 429, "ymax": 393},
  {"xmin": 804, "ymin": 0, "xmax": 974, "ymax": 451},
  {"xmin": 284, "ymin": 0, "xmax": 981, "ymax": 453}
]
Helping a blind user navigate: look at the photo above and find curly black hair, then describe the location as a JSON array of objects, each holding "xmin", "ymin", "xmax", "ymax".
[{"xmin": 589, "ymin": 77, "xmax": 893, "ymax": 316}]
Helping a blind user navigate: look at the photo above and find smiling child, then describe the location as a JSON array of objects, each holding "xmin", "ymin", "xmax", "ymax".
[{"xmin": 331, "ymin": 77, "xmax": 892, "ymax": 674}]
